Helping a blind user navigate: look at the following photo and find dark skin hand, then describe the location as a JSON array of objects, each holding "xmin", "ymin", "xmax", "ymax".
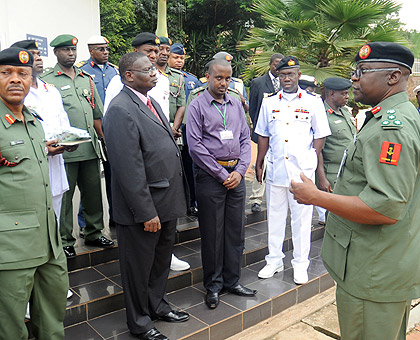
[
  {"xmin": 144, "ymin": 216, "xmax": 161, "ymax": 232},
  {"xmin": 223, "ymin": 171, "xmax": 242, "ymax": 190},
  {"xmin": 290, "ymin": 172, "xmax": 397, "ymax": 225},
  {"xmin": 46, "ymin": 140, "xmax": 78, "ymax": 155}
]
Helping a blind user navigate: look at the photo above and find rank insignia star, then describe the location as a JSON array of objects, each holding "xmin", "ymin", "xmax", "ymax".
[{"xmin": 388, "ymin": 115, "xmax": 396, "ymax": 120}]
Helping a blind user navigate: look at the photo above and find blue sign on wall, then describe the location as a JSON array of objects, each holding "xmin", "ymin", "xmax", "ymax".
[{"xmin": 26, "ymin": 34, "xmax": 48, "ymax": 57}]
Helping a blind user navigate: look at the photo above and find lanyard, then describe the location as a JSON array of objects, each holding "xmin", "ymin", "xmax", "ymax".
[{"xmin": 212, "ymin": 102, "xmax": 227, "ymax": 130}]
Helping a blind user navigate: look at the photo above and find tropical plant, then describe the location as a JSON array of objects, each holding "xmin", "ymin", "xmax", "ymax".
[{"xmin": 239, "ymin": 0, "xmax": 407, "ymax": 81}]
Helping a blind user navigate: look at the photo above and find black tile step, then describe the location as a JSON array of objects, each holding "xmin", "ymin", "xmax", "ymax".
[
  {"xmin": 62, "ymin": 239, "xmax": 334, "ymax": 340},
  {"xmin": 67, "ymin": 208, "xmax": 267, "ymax": 272},
  {"xmin": 62, "ymin": 222, "xmax": 325, "ymax": 328}
]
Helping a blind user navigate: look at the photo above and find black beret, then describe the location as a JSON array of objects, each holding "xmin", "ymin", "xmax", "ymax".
[
  {"xmin": 276, "ymin": 56, "xmax": 300, "ymax": 70},
  {"xmin": 0, "ymin": 47, "xmax": 34, "ymax": 67},
  {"xmin": 170, "ymin": 43, "xmax": 185, "ymax": 55},
  {"xmin": 11, "ymin": 40, "xmax": 39, "ymax": 50},
  {"xmin": 132, "ymin": 32, "xmax": 160, "ymax": 47},
  {"xmin": 355, "ymin": 42, "xmax": 414, "ymax": 73},
  {"xmin": 158, "ymin": 37, "xmax": 172, "ymax": 45},
  {"xmin": 50, "ymin": 34, "xmax": 78, "ymax": 48},
  {"xmin": 323, "ymin": 77, "xmax": 352, "ymax": 90}
]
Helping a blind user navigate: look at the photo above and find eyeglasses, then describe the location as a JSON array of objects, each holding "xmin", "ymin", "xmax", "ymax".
[
  {"xmin": 91, "ymin": 47, "xmax": 111, "ymax": 52},
  {"xmin": 351, "ymin": 67, "xmax": 400, "ymax": 78},
  {"xmin": 278, "ymin": 72, "xmax": 298, "ymax": 80},
  {"xmin": 128, "ymin": 66, "xmax": 158, "ymax": 75}
]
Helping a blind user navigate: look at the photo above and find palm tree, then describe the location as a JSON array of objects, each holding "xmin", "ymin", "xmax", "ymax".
[{"xmin": 239, "ymin": 0, "xmax": 406, "ymax": 81}]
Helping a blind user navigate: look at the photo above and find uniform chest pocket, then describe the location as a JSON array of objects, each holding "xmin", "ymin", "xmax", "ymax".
[{"xmin": 1, "ymin": 144, "xmax": 32, "ymax": 181}]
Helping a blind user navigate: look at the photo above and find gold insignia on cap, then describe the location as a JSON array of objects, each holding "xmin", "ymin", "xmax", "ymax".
[
  {"xmin": 18, "ymin": 51, "xmax": 29, "ymax": 64},
  {"xmin": 104, "ymin": 37, "xmax": 109, "ymax": 44},
  {"xmin": 359, "ymin": 44, "xmax": 371, "ymax": 59},
  {"xmin": 225, "ymin": 55, "xmax": 232, "ymax": 61},
  {"xmin": 183, "ymin": 48, "xmax": 186, "ymax": 54},
  {"xmin": 72, "ymin": 37, "xmax": 78, "ymax": 45},
  {"xmin": 288, "ymin": 59, "xmax": 295, "ymax": 66},
  {"xmin": 168, "ymin": 38, "xmax": 172, "ymax": 45},
  {"xmin": 35, "ymin": 41, "xmax": 39, "ymax": 48},
  {"xmin": 155, "ymin": 37, "xmax": 160, "ymax": 44}
]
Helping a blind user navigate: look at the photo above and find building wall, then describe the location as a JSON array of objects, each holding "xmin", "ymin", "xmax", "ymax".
[{"xmin": 0, "ymin": 0, "xmax": 100, "ymax": 67}]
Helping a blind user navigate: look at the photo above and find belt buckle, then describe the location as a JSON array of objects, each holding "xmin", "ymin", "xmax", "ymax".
[{"xmin": 227, "ymin": 160, "xmax": 236, "ymax": 167}]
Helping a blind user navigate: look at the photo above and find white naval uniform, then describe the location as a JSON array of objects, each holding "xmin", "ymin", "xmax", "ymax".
[
  {"xmin": 255, "ymin": 87, "xmax": 331, "ymax": 271},
  {"xmin": 25, "ymin": 78, "xmax": 71, "ymax": 223},
  {"xmin": 103, "ymin": 73, "xmax": 170, "ymax": 121}
]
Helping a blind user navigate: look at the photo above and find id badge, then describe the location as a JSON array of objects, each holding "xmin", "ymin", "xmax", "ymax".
[
  {"xmin": 220, "ymin": 130, "xmax": 234, "ymax": 140},
  {"xmin": 337, "ymin": 149, "xmax": 347, "ymax": 178}
]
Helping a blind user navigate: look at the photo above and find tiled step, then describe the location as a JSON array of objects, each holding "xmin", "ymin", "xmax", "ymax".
[
  {"xmin": 63, "ymin": 217, "xmax": 325, "ymax": 329},
  {"xmin": 63, "ymin": 239, "xmax": 334, "ymax": 340},
  {"xmin": 66, "ymin": 208, "xmax": 267, "ymax": 273}
]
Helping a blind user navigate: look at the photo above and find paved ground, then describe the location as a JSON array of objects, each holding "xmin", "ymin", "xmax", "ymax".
[{"xmin": 229, "ymin": 286, "xmax": 420, "ymax": 340}]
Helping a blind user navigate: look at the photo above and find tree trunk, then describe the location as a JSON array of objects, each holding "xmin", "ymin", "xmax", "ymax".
[{"xmin": 156, "ymin": 0, "xmax": 168, "ymax": 37}]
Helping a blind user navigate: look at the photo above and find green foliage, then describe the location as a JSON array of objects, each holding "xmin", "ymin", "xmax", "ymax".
[
  {"xmin": 240, "ymin": 0, "xmax": 408, "ymax": 81},
  {"xmin": 100, "ymin": 0, "xmax": 136, "ymax": 64}
]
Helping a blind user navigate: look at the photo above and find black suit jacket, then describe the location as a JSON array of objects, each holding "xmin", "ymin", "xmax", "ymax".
[
  {"xmin": 103, "ymin": 86, "xmax": 187, "ymax": 225},
  {"xmin": 249, "ymin": 72, "xmax": 278, "ymax": 143}
]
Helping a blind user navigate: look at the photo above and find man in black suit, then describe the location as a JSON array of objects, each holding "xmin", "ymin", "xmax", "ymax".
[
  {"xmin": 248, "ymin": 53, "xmax": 283, "ymax": 212},
  {"xmin": 103, "ymin": 52, "xmax": 189, "ymax": 340}
]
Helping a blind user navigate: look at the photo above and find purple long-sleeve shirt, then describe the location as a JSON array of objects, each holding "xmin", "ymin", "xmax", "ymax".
[{"xmin": 186, "ymin": 89, "xmax": 251, "ymax": 183}]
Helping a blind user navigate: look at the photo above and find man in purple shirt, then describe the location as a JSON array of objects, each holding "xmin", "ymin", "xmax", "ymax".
[{"xmin": 187, "ymin": 59, "xmax": 256, "ymax": 309}]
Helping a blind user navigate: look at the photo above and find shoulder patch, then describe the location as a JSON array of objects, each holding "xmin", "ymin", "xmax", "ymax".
[
  {"xmin": 199, "ymin": 77, "xmax": 207, "ymax": 83},
  {"xmin": 379, "ymin": 141, "xmax": 401, "ymax": 166}
]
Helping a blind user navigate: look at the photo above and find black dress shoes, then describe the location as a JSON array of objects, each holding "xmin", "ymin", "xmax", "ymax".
[
  {"xmin": 63, "ymin": 246, "xmax": 76, "ymax": 258},
  {"xmin": 137, "ymin": 327, "xmax": 168, "ymax": 340},
  {"xmin": 158, "ymin": 310, "xmax": 189, "ymax": 323},
  {"xmin": 84, "ymin": 236, "xmax": 114, "ymax": 248},
  {"xmin": 205, "ymin": 291, "xmax": 219, "ymax": 309},
  {"xmin": 226, "ymin": 283, "xmax": 257, "ymax": 296},
  {"xmin": 187, "ymin": 206, "xmax": 198, "ymax": 217}
]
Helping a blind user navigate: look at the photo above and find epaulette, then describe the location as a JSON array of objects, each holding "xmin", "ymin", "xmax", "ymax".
[
  {"xmin": 169, "ymin": 67, "xmax": 182, "ymax": 75},
  {"xmin": 38, "ymin": 78, "xmax": 56, "ymax": 87},
  {"xmin": 226, "ymin": 87, "xmax": 240, "ymax": 95},
  {"xmin": 184, "ymin": 70, "xmax": 197, "ymax": 78},
  {"xmin": 80, "ymin": 68, "xmax": 94, "ymax": 78},
  {"xmin": 231, "ymin": 77, "xmax": 243, "ymax": 83},
  {"xmin": 305, "ymin": 90, "xmax": 317, "ymax": 96},
  {"xmin": 199, "ymin": 77, "xmax": 207, "ymax": 83},
  {"xmin": 190, "ymin": 86, "xmax": 206, "ymax": 96},
  {"xmin": 41, "ymin": 67, "xmax": 54, "ymax": 76},
  {"xmin": 75, "ymin": 60, "xmax": 88, "ymax": 68},
  {"xmin": 381, "ymin": 108, "xmax": 403, "ymax": 130},
  {"xmin": 263, "ymin": 92, "xmax": 275, "ymax": 98},
  {"xmin": 29, "ymin": 109, "xmax": 43, "ymax": 121},
  {"xmin": 108, "ymin": 62, "xmax": 119, "ymax": 70}
]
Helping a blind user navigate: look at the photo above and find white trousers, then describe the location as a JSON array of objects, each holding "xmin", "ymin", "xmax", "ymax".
[
  {"xmin": 265, "ymin": 184, "xmax": 313, "ymax": 271},
  {"xmin": 315, "ymin": 206, "xmax": 326, "ymax": 223}
]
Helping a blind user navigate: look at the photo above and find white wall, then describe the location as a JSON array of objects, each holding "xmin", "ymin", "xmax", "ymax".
[{"xmin": 0, "ymin": 0, "xmax": 100, "ymax": 67}]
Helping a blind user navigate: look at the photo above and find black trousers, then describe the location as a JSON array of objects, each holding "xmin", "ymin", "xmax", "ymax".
[
  {"xmin": 116, "ymin": 220, "xmax": 176, "ymax": 334},
  {"xmin": 194, "ymin": 166, "xmax": 246, "ymax": 293}
]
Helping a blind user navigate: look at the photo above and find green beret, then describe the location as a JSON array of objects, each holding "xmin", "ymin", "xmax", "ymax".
[
  {"xmin": 323, "ymin": 77, "xmax": 352, "ymax": 90},
  {"xmin": 276, "ymin": 56, "xmax": 300, "ymax": 70},
  {"xmin": 0, "ymin": 47, "xmax": 34, "ymax": 67},
  {"xmin": 132, "ymin": 32, "xmax": 160, "ymax": 48},
  {"xmin": 355, "ymin": 42, "xmax": 414, "ymax": 73},
  {"xmin": 50, "ymin": 34, "xmax": 78, "ymax": 48},
  {"xmin": 158, "ymin": 37, "xmax": 172, "ymax": 45},
  {"xmin": 11, "ymin": 40, "xmax": 39, "ymax": 50}
]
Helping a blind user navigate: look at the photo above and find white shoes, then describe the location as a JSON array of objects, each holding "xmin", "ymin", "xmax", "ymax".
[
  {"xmin": 170, "ymin": 254, "xmax": 190, "ymax": 271},
  {"xmin": 293, "ymin": 269, "xmax": 309, "ymax": 285},
  {"xmin": 258, "ymin": 263, "xmax": 284, "ymax": 279}
]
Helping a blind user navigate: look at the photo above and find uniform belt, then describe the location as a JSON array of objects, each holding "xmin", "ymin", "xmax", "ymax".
[{"xmin": 217, "ymin": 159, "xmax": 238, "ymax": 167}]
